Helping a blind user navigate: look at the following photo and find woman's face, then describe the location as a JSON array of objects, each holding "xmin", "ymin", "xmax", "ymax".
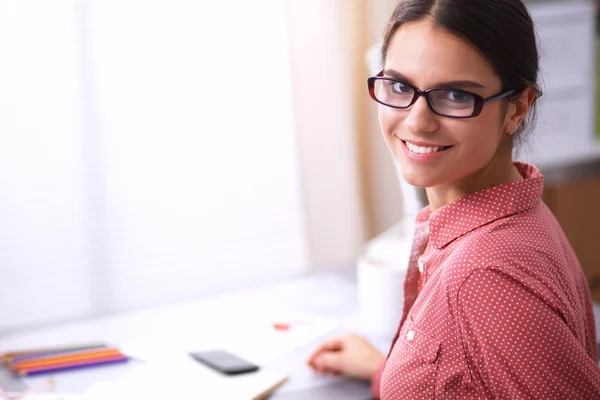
[{"xmin": 379, "ymin": 20, "xmax": 511, "ymax": 189}]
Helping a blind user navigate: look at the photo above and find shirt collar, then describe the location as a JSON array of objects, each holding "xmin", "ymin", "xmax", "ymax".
[{"xmin": 416, "ymin": 162, "xmax": 544, "ymax": 249}]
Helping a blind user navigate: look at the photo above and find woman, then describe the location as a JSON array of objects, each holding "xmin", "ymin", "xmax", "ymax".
[{"xmin": 307, "ymin": 0, "xmax": 600, "ymax": 398}]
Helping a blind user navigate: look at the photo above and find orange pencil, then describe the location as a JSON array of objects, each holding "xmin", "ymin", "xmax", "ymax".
[
  {"xmin": 1, "ymin": 342, "xmax": 107, "ymax": 363},
  {"xmin": 15, "ymin": 354, "xmax": 128, "ymax": 375},
  {"xmin": 11, "ymin": 348, "xmax": 122, "ymax": 369},
  {"xmin": 16, "ymin": 357, "xmax": 129, "ymax": 377}
]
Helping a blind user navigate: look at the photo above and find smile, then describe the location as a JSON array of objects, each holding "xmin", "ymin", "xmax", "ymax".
[{"xmin": 402, "ymin": 140, "xmax": 452, "ymax": 155}]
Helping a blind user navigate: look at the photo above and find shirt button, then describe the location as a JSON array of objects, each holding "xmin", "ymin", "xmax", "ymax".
[
  {"xmin": 407, "ymin": 330, "xmax": 415, "ymax": 341},
  {"xmin": 418, "ymin": 259, "xmax": 424, "ymax": 273}
]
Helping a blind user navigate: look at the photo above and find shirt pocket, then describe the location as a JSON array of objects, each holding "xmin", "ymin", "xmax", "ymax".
[{"xmin": 382, "ymin": 318, "xmax": 441, "ymax": 399}]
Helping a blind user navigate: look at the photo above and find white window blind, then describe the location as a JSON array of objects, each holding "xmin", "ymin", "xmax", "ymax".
[
  {"xmin": 0, "ymin": 0, "xmax": 93, "ymax": 332},
  {"xmin": 0, "ymin": 0, "xmax": 310, "ymax": 333}
]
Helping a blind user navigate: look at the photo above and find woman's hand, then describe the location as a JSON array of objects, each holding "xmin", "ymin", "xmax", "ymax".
[{"xmin": 307, "ymin": 334, "xmax": 385, "ymax": 381}]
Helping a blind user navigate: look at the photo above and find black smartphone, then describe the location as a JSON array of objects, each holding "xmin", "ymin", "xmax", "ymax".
[{"xmin": 189, "ymin": 350, "xmax": 260, "ymax": 375}]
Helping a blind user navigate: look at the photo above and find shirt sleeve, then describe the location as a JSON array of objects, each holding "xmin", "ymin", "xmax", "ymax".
[
  {"xmin": 457, "ymin": 267, "xmax": 600, "ymax": 399},
  {"xmin": 370, "ymin": 359, "xmax": 386, "ymax": 399}
]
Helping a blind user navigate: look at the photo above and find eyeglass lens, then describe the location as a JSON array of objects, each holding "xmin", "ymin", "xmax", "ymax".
[{"xmin": 373, "ymin": 79, "xmax": 476, "ymax": 118}]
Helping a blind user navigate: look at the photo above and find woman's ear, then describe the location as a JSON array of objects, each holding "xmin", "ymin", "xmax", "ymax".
[{"xmin": 504, "ymin": 86, "xmax": 538, "ymax": 136}]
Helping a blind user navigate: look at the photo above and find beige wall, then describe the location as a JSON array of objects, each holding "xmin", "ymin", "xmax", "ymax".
[
  {"xmin": 286, "ymin": 0, "xmax": 404, "ymax": 268},
  {"xmin": 286, "ymin": 0, "xmax": 368, "ymax": 268},
  {"xmin": 364, "ymin": 0, "xmax": 404, "ymax": 238}
]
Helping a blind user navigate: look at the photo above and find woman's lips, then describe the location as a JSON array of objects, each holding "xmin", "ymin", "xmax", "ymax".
[
  {"xmin": 402, "ymin": 139, "xmax": 452, "ymax": 154},
  {"xmin": 399, "ymin": 138, "xmax": 453, "ymax": 163}
]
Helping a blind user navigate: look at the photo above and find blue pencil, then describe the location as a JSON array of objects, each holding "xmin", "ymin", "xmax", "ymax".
[{"xmin": 18, "ymin": 357, "xmax": 129, "ymax": 377}]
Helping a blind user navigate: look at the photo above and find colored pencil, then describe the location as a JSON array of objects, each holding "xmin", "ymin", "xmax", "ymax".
[
  {"xmin": 11, "ymin": 354, "xmax": 126, "ymax": 372},
  {"xmin": 7, "ymin": 344, "xmax": 108, "ymax": 363},
  {"xmin": 15, "ymin": 354, "xmax": 128, "ymax": 374},
  {"xmin": 10, "ymin": 348, "xmax": 122, "ymax": 370},
  {"xmin": 1, "ymin": 342, "xmax": 107, "ymax": 363},
  {"xmin": 17, "ymin": 357, "xmax": 129, "ymax": 377}
]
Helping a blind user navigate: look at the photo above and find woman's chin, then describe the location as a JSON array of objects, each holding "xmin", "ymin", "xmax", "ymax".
[
  {"xmin": 401, "ymin": 175, "xmax": 431, "ymax": 189},
  {"xmin": 397, "ymin": 163, "xmax": 438, "ymax": 189}
]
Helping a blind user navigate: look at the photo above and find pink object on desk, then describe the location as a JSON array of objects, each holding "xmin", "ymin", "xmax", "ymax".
[{"xmin": 272, "ymin": 323, "xmax": 291, "ymax": 332}]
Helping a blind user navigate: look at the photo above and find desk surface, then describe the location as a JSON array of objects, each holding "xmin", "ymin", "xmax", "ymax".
[
  {"xmin": 3, "ymin": 262, "xmax": 600, "ymax": 399},
  {"xmin": 0, "ymin": 264, "xmax": 375, "ymax": 399}
]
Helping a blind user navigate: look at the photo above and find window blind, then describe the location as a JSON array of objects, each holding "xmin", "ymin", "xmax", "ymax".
[{"xmin": 0, "ymin": 0, "xmax": 310, "ymax": 333}]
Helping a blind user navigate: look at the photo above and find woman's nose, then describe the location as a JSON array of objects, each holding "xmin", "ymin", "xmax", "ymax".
[{"xmin": 405, "ymin": 95, "xmax": 439, "ymax": 134}]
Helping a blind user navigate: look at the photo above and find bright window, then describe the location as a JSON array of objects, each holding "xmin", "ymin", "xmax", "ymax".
[{"xmin": 0, "ymin": 0, "xmax": 310, "ymax": 332}]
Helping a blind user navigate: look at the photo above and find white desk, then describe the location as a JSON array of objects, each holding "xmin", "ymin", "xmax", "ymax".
[
  {"xmin": 3, "ymin": 263, "xmax": 600, "ymax": 399},
  {"xmin": 0, "ymin": 266, "xmax": 379, "ymax": 399}
]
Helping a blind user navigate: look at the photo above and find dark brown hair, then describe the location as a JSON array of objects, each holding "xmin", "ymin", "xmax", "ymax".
[{"xmin": 381, "ymin": 0, "xmax": 541, "ymax": 148}]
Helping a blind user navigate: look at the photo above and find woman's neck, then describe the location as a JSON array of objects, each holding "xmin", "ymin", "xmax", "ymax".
[{"xmin": 426, "ymin": 158, "xmax": 523, "ymax": 212}]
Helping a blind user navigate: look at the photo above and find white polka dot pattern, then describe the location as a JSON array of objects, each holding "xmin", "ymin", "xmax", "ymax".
[{"xmin": 371, "ymin": 163, "xmax": 600, "ymax": 399}]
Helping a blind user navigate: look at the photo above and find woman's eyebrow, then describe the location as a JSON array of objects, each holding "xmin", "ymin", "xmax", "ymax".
[
  {"xmin": 435, "ymin": 80, "xmax": 487, "ymax": 90},
  {"xmin": 382, "ymin": 69, "xmax": 414, "ymax": 85},
  {"xmin": 382, "ymin": 69, "xmax": 486, "ymax": 90}
]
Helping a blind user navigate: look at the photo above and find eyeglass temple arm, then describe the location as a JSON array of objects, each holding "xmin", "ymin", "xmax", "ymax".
[{"xmin": 484, "ymin": 89, "xmax": 518, "ymax": 104}]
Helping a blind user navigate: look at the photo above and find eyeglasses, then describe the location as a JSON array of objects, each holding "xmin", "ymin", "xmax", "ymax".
[{"xmin": 367, "ymin": 71, "xmax": 517, "ymax": 119}]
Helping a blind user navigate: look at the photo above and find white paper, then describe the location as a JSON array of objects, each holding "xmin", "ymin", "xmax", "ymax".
[
  {"xmin": 82, "ymin": 361, "xmax": 288, "ymax": 400},
  {"xmin": 121, "ymin": 310, "xmax": 338, "ymax": 366},
  {"xmin": 112, "ymin": 310, "xmax": 338, "ymax": 399}
]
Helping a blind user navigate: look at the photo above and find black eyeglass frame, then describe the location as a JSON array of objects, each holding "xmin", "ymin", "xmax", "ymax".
[{"xmin": 367, "ymin": 71, "xmax": 519, "ymax": 119}]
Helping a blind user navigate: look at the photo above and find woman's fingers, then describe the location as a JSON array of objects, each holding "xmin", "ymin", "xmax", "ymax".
[
  {"xmin": 307, "ymin": 336, "xmax": 345, "ymax": 367},
  {"xmin": 313, "ymin": 352, "xmax": 344, "ymax": 373},
  {"xmin": 315, "ymin": 336, "xmax": 345, "ymax": 352},
  {"xmin": 307, "ymin": 334, "xmax": 385, "ymax": 380}
]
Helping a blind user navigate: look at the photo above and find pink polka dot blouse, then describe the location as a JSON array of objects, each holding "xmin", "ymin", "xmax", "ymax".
[{"xmin": 371, "ymin": 162, "xmax": 600, "ymax": 399}]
